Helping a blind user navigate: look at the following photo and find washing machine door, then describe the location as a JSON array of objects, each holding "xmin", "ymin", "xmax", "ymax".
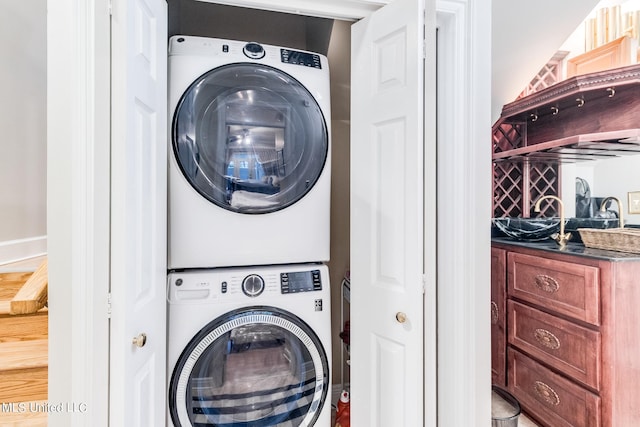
[
  {"xmin": 173, "ymin": 63, "xmax": 328, "ymax": 214},
  {"xmin": 169, "ymin": 307, "xmax": 329, "ymax": 427}
]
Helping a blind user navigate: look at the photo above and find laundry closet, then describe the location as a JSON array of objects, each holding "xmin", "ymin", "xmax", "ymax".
[
  {"xmin": 47, "ymin": 0, "xmax": 490, "ymax": 425},
  {"xmin": 166, "ymin": 1, "xmax": 352, "ymax": 425}
]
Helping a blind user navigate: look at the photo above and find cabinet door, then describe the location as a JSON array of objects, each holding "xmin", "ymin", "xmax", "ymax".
[
  {"xmin": 508, "ymin": 251, "xmax": 600, "ymax": 325},
  {"xmin": 509, "ymin": 348, "xmax": 601, "ymax": 427},
  {"xmin": 508, "ymin": 300, "xmax": 601, "ymax": 390},
  {"xmin": 491, "ymin": 247, "xmax": 507, "ymax": 386}
]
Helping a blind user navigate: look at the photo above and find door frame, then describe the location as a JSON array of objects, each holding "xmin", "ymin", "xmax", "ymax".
[
  {"xmin": 46, "ymin": 0, "xmax": 490, "ymax": 425},
  {"xmin": 435, "ymin": 1, "xmax": 492, "ymax": 425},
  {"xmin": 47, "ymin": 0, "xmax": 111, "ymax": 425}
]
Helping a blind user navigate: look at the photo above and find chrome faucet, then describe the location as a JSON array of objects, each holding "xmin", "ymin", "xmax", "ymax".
[
  {"xmin": 600, "ymin": 196, "xmax": 625, "ymax": 228},
  {"xmin": 534, "ymin": 195, "xmax": 571, "ymax": 247}
]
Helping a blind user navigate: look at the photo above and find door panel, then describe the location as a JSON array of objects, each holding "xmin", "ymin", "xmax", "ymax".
[
  {"xmin": 350, "ymin": 0, "xmax": 426, "ymax": 425},
  {"xmin": 109, "ymin": 0, "xmax": 167, "ymax": 425}
]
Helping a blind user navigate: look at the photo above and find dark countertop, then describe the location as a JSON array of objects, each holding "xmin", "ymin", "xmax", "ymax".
[{"xmin": 491, "ymin": 237, "xmax": 640, "ymax": 261}]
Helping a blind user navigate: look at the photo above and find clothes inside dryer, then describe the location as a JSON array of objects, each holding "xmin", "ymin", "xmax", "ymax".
[
  {"xmin": 173, "ymin": 63, "xmax": 328, "ymax": 214},
  {"xmin": 170, "ymin": 307, "xmax": 329, "ymax": 427}
]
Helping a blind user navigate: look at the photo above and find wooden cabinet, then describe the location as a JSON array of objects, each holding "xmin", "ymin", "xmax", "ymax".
[
  {"xmin": 491, "ymin": 65, "xmax": 640, "ymax": 218},
  {"xmin": 492, "ymin": 242, "xmax": 640, "ymax": 426},
  {"xmin": 491, "ymin": 247, "xmax": 506, "ymax": 386}
]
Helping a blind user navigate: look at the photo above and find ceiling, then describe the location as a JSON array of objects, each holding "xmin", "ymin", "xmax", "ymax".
[
  {"xmin": 491, "ymin": 0, "xmax": 601, "ymax": 123},
  {"xmin": 185, "ymin": 0, "xmax": 604, "ymax": 123}
]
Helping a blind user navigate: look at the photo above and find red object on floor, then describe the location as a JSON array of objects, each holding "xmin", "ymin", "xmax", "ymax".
[{"xmin": 334, "ymin": 390, "xmax": 350, "ymax": 427}]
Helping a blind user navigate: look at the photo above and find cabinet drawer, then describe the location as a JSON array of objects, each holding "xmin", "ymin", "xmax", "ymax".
[
  {"xmin": 507, "ymin": 252, "xmax": 600, "ymax": 325},
  {"xmin": 508, "ymin": 300, "xmax": 601, "ymax": 390},
  {"xmin": 508, "ymin": 348, "xmax": 600, "ymax": 427}
]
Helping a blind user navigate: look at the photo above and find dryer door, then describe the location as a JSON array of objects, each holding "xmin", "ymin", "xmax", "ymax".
[
  {"xmin": 169, "ymin": 307, "xmax": 329, "ymax": 427},
  {"xmin": 172, "ymin": 63, "xmax": 328, "ymax": 214}
]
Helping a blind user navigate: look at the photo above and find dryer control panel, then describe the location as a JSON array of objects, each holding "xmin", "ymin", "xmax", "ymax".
[
  {"xmin": 281, "ymin": 49, "xmax": 322, "ymax": 69},
  {"xmin": 280, "ymin": 269, "xmax": 322, "ymax": 294}
]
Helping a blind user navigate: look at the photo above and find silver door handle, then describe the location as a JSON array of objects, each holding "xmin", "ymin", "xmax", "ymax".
[{"xmin": 132, "ymin": 333, "xmax": 147, "ymax": 348}]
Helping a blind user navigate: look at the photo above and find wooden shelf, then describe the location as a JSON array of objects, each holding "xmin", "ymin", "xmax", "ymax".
[
  {"xmin": 493, "ymin": 128, "xmax": 640, "ymax": 163},
  {"xmin": 500, "ymin": 63, "xmax": 640, "ymax": 119},
  {"xmin": 494, "ymin": 64, "xmax": 640, "ymax": 163}
]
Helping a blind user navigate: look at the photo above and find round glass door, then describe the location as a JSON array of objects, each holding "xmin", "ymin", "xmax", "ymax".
[
  {"xmin": 169, "ymin": 307, "xmax": 329, "ymax": 427},
  {"xmin": 173, "ymin": 63, "xmax": 328, "ymax": 214}
]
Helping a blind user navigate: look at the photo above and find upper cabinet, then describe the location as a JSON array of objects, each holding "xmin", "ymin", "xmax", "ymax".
[{"xmin": 493, "ymin": 64, "xmax": 640, "ymax": 164}]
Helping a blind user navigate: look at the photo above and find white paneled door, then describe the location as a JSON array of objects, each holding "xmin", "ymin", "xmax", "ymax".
[
  {"xmin": 109, "ymin": 0, "xmax": 168, "ymax": 425},
  {"xmin": 350, "ymin": 0, "xmax": 433, "ymax": 425}
]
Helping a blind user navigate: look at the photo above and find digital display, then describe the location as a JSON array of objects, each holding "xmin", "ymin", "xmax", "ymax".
[
  {"xmin": 287, "ymin": 271, "xmax": 313, "ymax": 292},
  {"xmin": 281, "ymin": 270, "xmax": 322, "ymax": 294}
]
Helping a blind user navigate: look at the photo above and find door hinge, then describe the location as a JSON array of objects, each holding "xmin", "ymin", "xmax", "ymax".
[
  {"xmin": 422, "ymin": 10, "xmax": 427, "ymax": 59},
  {"xmin": 107, "ymin": 292, "xmax": 112, "ymax": 317}
]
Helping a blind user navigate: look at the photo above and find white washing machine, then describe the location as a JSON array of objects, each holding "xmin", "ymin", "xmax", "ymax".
[
  {"xmin": 167, "ymin": 263, "xmax": 332, "ymax": 427},
  {"xmin": 168, "ymin": 36, "xmax": 331, "ymax": 269}
]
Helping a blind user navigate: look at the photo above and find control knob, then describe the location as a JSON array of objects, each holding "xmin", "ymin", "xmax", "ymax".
[
  {"xmin": 242, "ymin": 274, "xmax": 265, "ymax": 297},
  {"xmin": 243, "ymin": 42, "xmax": 265, "ymax": 59}
]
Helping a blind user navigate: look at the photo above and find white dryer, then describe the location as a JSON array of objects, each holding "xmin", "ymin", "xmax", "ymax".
[
  {"xmin": 167, "ymin": 264, "xmax": 332, "ymax": 427},
  {"xmin": 168, "ymin": 36, "xmax": 331, "ymax": 269}
]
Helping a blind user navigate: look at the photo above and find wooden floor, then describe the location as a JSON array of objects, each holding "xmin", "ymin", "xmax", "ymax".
[
  {"xmin": 0, "ymin": 256, "xmax": 48, "ymax": 426},
  {"xmin": 0, "ymin": 401, "xmax": 47, "ymax": 426}
]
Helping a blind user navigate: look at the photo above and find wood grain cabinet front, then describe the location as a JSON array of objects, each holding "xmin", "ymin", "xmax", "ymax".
[
  {"xmin": 508, "ymin": 348, "xmax": 601, "ymax": 427},
  {"xmin": 508, "ymin": 300, "xmax": 601, "ymax": 390},
  {"xmin": 507, "ymin": 251, "xmax": 600, "ymax": 325},
  {"xmin": 491, "ymin": 247, "xmax": 507, "ymax": 387},
  {"xmin": 492, "ymin": 242, "xmax": 640, "ymax": 427}
]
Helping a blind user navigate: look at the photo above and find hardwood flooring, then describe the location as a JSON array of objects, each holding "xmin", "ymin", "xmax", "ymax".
[
  {"xmin": 0, "ymin": 256, "xmax": 48, "ymax": 426},
  {"xmin": 0, "ymin": 401, "xmax": 47, "ymax": 426}
]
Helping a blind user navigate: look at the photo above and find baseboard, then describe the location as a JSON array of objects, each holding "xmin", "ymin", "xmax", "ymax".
[{"xmin": 0, "ymin": 236, "xmax": 47, "ymax": 266}]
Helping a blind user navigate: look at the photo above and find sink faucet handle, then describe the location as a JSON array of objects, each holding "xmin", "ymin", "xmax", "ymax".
[
  {"xmin": 599, "ymin": 196, "xmax": 624, "ymax": 228},
  {"xmin": 534, "ymin": 195, "xmax": 570, "ymax": 247}
]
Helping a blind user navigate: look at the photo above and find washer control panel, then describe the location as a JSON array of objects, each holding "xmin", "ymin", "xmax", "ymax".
[
  {"xmin": 168, "ymin": 265, "xmax": 326, "ymax": 304},
  {"xmin": 280, "ymin": 270, "xmax": 322, "ymax": 294}
]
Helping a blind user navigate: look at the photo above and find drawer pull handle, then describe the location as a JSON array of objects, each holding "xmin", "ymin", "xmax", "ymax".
[
  {"xmin": 491, "ymin": 301, "xmax": 499, "ymax": 324},
  {"xmin": 534, "ymin": 328, "xmax": 560, "ymax": 350},
  {"xmin": 534, "ymin": 274, "xmax": 560, "ymax": 293},
  {"xmin": 534, "ymin": 381, "xmax": 560, "ymax": 406}
]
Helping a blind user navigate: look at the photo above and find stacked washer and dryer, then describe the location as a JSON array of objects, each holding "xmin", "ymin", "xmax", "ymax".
[{"xmin": 166, "ymin": 36, "xmax": 333, "ymax": 427}]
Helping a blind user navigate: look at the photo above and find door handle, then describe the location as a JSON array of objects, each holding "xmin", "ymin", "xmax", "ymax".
[
  {"xmin": 132, "ymin": 333, "xmax": 147, "ymax": 348},
  {"xmin": 396, "ymin": 312, "xmax": 407, "ymax": 323}
]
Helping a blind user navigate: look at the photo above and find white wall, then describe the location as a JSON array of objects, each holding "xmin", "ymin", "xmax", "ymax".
[
  {"xmin": 326, "ymin": 19, "xmax": 351, "ymax": 387},
  {"xmin": 491, "ymin": 0, "xmax": 600, "ymax": 122},
  {"xmin": 559, "ymin": 0, "xmax": 640, "ymax": 224},
  {"xmin": 572, "ymin": 159, "xmax": 640, "ymax": 224},
  {"xmin": 0, "ymin": 0, "xmax": 47, "ymax": 264}
]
